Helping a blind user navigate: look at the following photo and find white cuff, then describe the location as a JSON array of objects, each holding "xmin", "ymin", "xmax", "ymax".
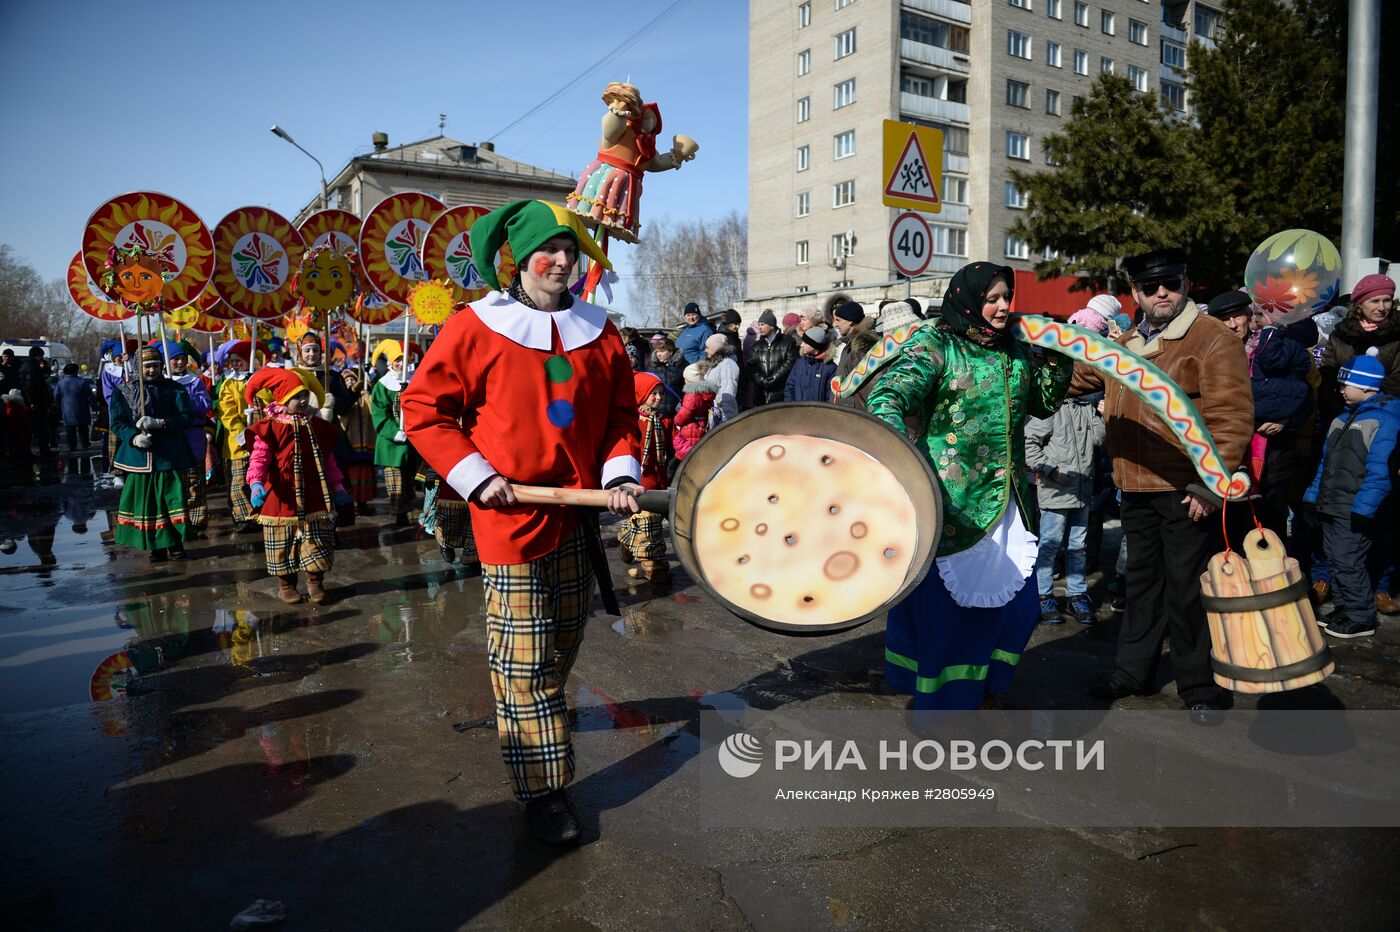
[
  {"xmin": 446, "ymin": 452, "xmax": 498, "ymax": 502},
  {"xmin": 601, "ymin": 454, "xmax": 642, "ymax": 487}
]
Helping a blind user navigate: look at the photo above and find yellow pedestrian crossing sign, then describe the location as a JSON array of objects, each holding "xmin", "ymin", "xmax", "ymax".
[{"xmin": 882, "ymin": 120, "xmax": 943, "ymax": 213}]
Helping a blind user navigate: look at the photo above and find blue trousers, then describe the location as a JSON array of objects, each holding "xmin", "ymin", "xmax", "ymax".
[{"xmin": 1034, "ymin": 505, "xmax": 1088, "ymax": 597}]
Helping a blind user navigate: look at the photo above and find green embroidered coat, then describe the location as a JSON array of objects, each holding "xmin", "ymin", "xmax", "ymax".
[{"xmin": 863, "ymin": 322, "xmax": 1071, "ymax": 556}]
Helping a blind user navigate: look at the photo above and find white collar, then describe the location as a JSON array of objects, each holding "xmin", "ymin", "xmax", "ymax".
[
  {"xmin": 469, "ymin": 290, "xmax": 609, "ymax": 352},
  {"xmin": 378, "ymin": 371, "xmax": 403, "ymax": 392}
]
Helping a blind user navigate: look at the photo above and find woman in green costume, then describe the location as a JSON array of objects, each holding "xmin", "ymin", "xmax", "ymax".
[
  {"xmin": 856, "ymin": 262, "xmax": 1072, "ymax": 710},
  {"xmin": 111, "ymin": 346, "xmax": 194, "ymax": 562},
  {"xmin": 370, "ymin": 338, "xmax": 421, "ymax": 525}
]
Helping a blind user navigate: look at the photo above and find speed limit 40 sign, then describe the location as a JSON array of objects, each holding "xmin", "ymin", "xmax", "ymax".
[{"xmin": 889, "ymin": 212, "xmax": 933, "ymax": 278}]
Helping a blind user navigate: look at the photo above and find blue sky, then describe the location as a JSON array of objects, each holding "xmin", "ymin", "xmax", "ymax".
[{"xmin": 0, "ymin": 0, "xmax": 748, "ymax": 314}]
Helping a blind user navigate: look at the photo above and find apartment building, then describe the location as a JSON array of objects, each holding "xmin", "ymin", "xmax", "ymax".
[{"xmin": 745, "ymin": 0, "xmax": 1216, "ymax": 310}]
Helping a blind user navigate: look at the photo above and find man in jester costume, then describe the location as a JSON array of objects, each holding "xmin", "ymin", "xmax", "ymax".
[
  {"xmin": 110, "ymin": 346, "xmax": 195, "ymax": 562},
  {"xmin": 840, "ymin": 262, "xmax": 1073, "ymax": 710},
  {"xmin": 403, "ymin": 199, "xmax": 642, "ymax": 845}
]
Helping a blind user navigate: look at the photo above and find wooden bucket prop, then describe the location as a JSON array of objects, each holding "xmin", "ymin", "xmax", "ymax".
[
  {"xmin": 1201, "ymin": 527, "xmax": 1334, "ymax": 693},
  {"xmin": 514, "ymin": 404, "xmax": 941, "ymax": 636}
]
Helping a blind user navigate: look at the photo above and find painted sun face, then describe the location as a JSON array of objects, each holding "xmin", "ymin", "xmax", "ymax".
[
  {"xmin": 116, "ymin": 259, "xmax": 165, "ymax": 304},
  {"xmin": 301, "ymin": 251, "xmax": 354, "ymax": 311}
]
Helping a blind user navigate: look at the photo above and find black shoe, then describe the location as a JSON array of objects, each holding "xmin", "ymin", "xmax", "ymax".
[
  {"xmin": 1087, "ymin": 675, "xmax": 1148, "ymax": 701},
  {"xmin": 1188, "ymin": 701, "xmax": 1226, "ymax": 726},
  {"xmin": 359, "ymin": 503, "xmax": 376, "ymax": 516},
  {"xmin": 439, "ymin": 544, "xmax": 456, "ymax": 563},
  {"xmin": 1324, "ymin": 615, "xmax": 1377, "ymax": 639},
  {"xmin": 525, "ymin": 791, "xmax": 580, "ymax": 845},
  {"xmin": 168, "ymin": 543, "xmax": 186, "ymax": 560},
  {"xmin": 1039, "ymin": 595, "xmax": 1063, "ymax": 625},
  {"xmin": 149, "ymin": 548, "xmax": 168, "ymax": 564},
  {"xmin": 394, "ymin": 512, "xmax": 411, "ymax": 527},
  {"xmin": 1067, "ymin": 594, "xmax": 1094, "ymax": 625}
]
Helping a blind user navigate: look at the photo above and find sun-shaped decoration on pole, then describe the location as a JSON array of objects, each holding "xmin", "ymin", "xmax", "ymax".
[
  {"xmin": 67, "ymin": 250, "xmax": 134, "ymax": 321},
  {"xmin": 83, "ymin": 192, "xmax": 214, "ymax": 314},
  {"xmin": 422, "ymin": 205, "xmax": 518, "ymax": 304},
  {"xmin": 212, "ymin": 207, "xmax": 307, "ymax": 320},
  {"xmin": 407, "ymin": 279, "xmax": 457, "ymax": 325},
  {"xmin": 358, "ymin": 193, "xmax": 445, "ymax": 304},
  {"xmin": 298, "ymin": 208, "xmax": 362, "ymax": 255},
  {"xmin": 196, "ymin": 287, "xmax": 242, "ymax": 322}
]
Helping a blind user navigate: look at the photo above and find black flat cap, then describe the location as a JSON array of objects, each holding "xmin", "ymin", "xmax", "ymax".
[
  {"xmin": 1122, "ymin": 248, "xmax": 1188, "ymax": 281},
  {"xmin": 1206, "ymin": 290, "xmax": 1252, "ymax": 318}
]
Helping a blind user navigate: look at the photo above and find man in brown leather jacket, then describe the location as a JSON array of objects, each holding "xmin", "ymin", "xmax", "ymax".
[{"xmin": 1071, "ymin": 248, "xmax": 1253, "ymax": 725}]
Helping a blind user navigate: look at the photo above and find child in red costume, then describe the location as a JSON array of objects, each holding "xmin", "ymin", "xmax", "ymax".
[
  {"xmin": 401, "ymin": 199, "xmax": 642, "ymax": 845},
  {"xmin": 243, "ymin": 367, "xmax": 351, "ymax": 606},
  {"xmin": 617, "ymin": 371, "xmax": 672, "ymax": 583}
]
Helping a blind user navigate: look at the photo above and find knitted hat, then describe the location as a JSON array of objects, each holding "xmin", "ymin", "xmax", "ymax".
[
  {"xmin": 802, "ymin": 326, "xmax": 830, "ymax": 349},
  {"xmin": 682, "ymin": 363, "xmax": 705, "ymax": 382},
  {"xmin": 1068, "ymin": 308, "xmax": 1110, "ymax": 335},
  {"xmin": 758, "ymin": 310, "xmax": 778, "ymax": 327},
  {"xmin": 875, "ymin": 300, "xmax": 922, "ymax": 334},
  {"xmin": 721, "ymin": 309, "xmax": 742, "ymax": 325},
  {"xmin": 704, "ymin": 333, "xmax": 729, "ymax": 353},
  {"xmin": 834, "ymin": 301, "xmax": 865, "ymax": 324},
  {"xmin": 1113, "ymin": 312, "xmax": 1133, "ymax": 332},
  {"xmin": 468, "ymin": 200, "xmax": 611, "ymax": 292},
  {"xmin": 1087, "ymin": 294, "xmax": 1121, "ymax": 319},
  {"xmin": 633, "ymin": 371, "xmax": 663, "ymax": 405},
  {"xmin": 683, "ymin": 302, "xmax": 701, "ymax": 316},
  {"xmin": 782, "ymin": 312, "xmax": 801, "ymax": 328},
  {"xmin": 649, "ymin": 332, "xmax": 666, "ymax": 343},
  {"xmin": 1352, "ymin": 274, "xmax": 1396, "ymax": 305},
  {"xmin": 1340, "ymin": 347, "xmax": 1386, "ymax": 391}
]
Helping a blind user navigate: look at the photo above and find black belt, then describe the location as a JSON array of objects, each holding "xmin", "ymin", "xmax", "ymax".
[{"xmin": 579, "ymin": 514, "xmax": 620, "ymax": 617}]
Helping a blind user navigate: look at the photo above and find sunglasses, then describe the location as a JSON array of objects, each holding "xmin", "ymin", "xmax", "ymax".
[{"xmin": 1135, "ymin": 276, "xmax": 1184, "ymax": 293}]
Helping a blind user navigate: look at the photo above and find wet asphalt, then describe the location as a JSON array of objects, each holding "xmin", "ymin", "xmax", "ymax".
[{"xmin": 2, "ymin": 453, "xmax": 1399, "ymax": 930}]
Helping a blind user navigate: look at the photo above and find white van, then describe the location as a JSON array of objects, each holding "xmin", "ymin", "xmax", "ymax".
[{"xmin": 0, "ymin": 338, "xmax": 74, "ymax": 373}]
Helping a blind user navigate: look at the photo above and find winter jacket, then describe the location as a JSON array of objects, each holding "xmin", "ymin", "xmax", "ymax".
[
  {"xmin": 1249, "ymin": 325, "xmax": 1313, "ymax": 429},
  {"xmin": 1304, "ymin": 394, "xmax": 1400, "ymax": 520},
  {"xmin": 1319, "ymin": 315, "xmax": 1400, "ymax": 425},
  {"xmin": 709, "ymin": 355, "xmax": 740, "ymax": 422},
  {"xmin": 109, "ymin": 378, "xmax": 193, "ymax": 473},
  {"xmin": 53, "ymin": 375, "xmax": 93, "ymax": 427},
  {"xmin": 1025, "ymin": 397, "xmax": 1106, "ymax": 509},
  {"xmin": 783, "ymin": 354, "xmax": 838, "ymax": 402},
  {"xmin": 1070, "ymin": 302, "xmax": 1253, "ymax": 502},
  {"xmin": 745, "ymin": 332, "xmax": 799, "ymax": 405},
  {"xmin": 672, "ymin": 381, "xmax": 716, "ymax": 459},
  {"xmin": 675, "ymin": 319, "xmax": 716, "ymax": 364},
  {"xmin": 645, "ymin": 355, "xmax": 687, "ymax": 418}
]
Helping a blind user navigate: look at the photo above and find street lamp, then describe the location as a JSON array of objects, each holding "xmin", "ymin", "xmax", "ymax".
[{"xmin": 270, "ymin": 124, "xmax": 329, "ymax": 212}]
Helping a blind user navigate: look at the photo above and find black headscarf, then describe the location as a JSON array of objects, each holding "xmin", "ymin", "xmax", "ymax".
[{"xmin": 940, "ymin": 261, "xmax": 1015, "ymax": 348}]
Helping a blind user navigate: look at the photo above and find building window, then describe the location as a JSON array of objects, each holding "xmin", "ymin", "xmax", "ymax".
[
  {"xmin": 831, "ymin": 232, "xmax": 854, "ymax": 259},
  {"xmin": 1101, "ymin": 10, "xmax": 1115, "ymax": 34},
  {"xmin": 1045, "ymin": 144, "xmax": 1062, "ymax": 166},
  {"xmin": 1128, "ymin": 64, "xmax": 1148, "ymax": 92},
  {"xmin": 1046, "ymin": 88, "xmax": 1061, "ymax": 115},
  {"xmin": 1194, "ymin": 5, "xmax": 1223, "ymax": 41},
  {"xmin": 798, "ymin": 49, "xmax": 811, "ymax": 75},
  {"xmin": 1161, "ymin": 40, "xmax": 1185, "ymax": 69},
  {"xmin": 942, "ymin": 175, "xmax": 968, "ymax": 204},
  {"xmin": 1008, "ymin": 0, "xmax": 1029, "ymax": 8},
  {"xmin": 1129, "ymin": 19, "xmax": 1148, "ymax": 45},
  {"xmin": 796, "ymin": 240, "xmax": 809, "ymax": 265},
  {"xmin": 1101, "ymin": 57, "xmax": 1115, "ymax": 74},
  {"xmin": 1046, "ymin": 41, "xmax": 1062, "ymax": 67},
  {"xmin": 943, "ymin": 125, "xmax": 969, "ymax": 155},
  {"xmin": 900, "ymin": 10, "xmax": 969, "ymax": 53},
  {"xmin": 1005, "ymin": 181, "xmax": 1028, "ymax": 209},
  {"xmin": 836, "ymin": 0, "xmax": 855, "ymax": 8},
  {"xmin": 1006, "ymin": 80, "xmax": 1030, "ymax": 108},
  {"xmin": 1073, "ymin": 49, "xmax": 1088, "ymax": 74},
  {"xmin": 797, "ymin": 97, "xmax": 811, "ymax": 122},
  {"xmin": 796, "ymin": 192, "xmax": 810, "ymax": 217},
  {"xmin": 1047, "ymin": 0, "xmax": 1061, "ymax": 18},
  {"xmin": 1043, "ymin": 246, "xmax": 1060, "ymax": 261},
  {"xmin": 1073, "ymin": 1, "xmax": 1088, "ymax": 27},
  {"xmin": 902, "ymin": 73, "xmax": 934, "ymax": 96},
  {"xmin": 798, "ymin": 1, "xmax": 810, "ymax": 28},
  {"xmin": 1007, "ymin": 30, "xmax": 1031, "ymax": 59},
  {"xmin": 796, "ymin": 145, "xmax": 810, "ymax": 172},
  {"xmin": 1072, "ymin": 94, "xmax": 1084, "ymax": 110},
  {"xmin": 833, "ymin": 78, "xmax": 856, "ymax": 108},
  {"xmin": 1161, "ymin": 80, "xmax": 1186, "ymax": 112},
  {"xmin": 834, "ymin": 129, "xmax": 856, "ymax": 160},
  {"xmin": 834, "ymin": 27, "xmax": 857, "ymax": 59},
  {"xmin": 933, "ymin": 225, "xmax": 967, "ymax": 257},
  {"xmin": 833, "ymin": 179, "xmax": 856, "ymax": 208},
  {"xmin": 1006, "ymin": 131, "xmax": 1030, "ymax": 160},
  {"xmin": 1004, "ymin": 235, "xmax": 1031, "ymax": 260}
]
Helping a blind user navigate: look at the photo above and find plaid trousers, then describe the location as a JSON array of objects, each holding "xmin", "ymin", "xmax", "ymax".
[
  {"xmin": 480, "ymin": 525, "xmax": 594, "ymax": 801},
  {"xmin": 434, "ymin": 497, "xmax": 478, "ymax": 559},
  {"xmin": 260, "ymin": 514, "xmax": 336, "ymax": 576},
  {"xmin": 182, "ymin": 465, "xmax": 207, "ymax": 529},
  {"xmin": 227, "ymin": 457, "xmax": 252, "ymax": 524},
  {"xmin": 384, "ymin": 463, "xmax": 418, "ymax": 514},
  {"xmin": 617, "ymin": 510, "xmax": 666, "ymax": 561}
]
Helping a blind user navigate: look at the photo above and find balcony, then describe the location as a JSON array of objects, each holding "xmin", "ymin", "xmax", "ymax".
[
  {"xmin": 926, "ymin": 255, "xmax": 965, "ymax": 275},
  {"xmin": 902, "ymin": 0, "xmax": 971, "ymax": 26},
  {"xmin": 900, "ymin": 92, "xmax": 970, "ymax": 125},
  {"xmin": 1160, "ymin": 61, "xmax": 1181, "ymax": 82},
  {"xmin": 900, "ymin": 38, "xmax": 970, "ymax": 74},
  {"xmin": 944, "ymin": 153, "xmax": 969, "ymax": 173},
  {"xmin": 1161, "ymin": 21, "xmax": 1187, "ymax": 43},
  {"xmin": 933, "ymin": 203, "xmax": 969, "ymax": 224}
]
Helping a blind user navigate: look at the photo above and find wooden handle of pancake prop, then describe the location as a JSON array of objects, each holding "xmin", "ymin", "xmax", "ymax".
[
  {"xmin": 511, "ymin": 484, "xmax": 671, "ymax": 513},
  {"xmin": 833, "ymin": 315, "xmax": 1251, "ymax": 502}
]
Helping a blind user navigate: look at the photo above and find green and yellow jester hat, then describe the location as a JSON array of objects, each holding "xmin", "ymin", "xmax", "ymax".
[{"xmin": 468, "ymin": 199, "xmax": 611, "ymax": 292}]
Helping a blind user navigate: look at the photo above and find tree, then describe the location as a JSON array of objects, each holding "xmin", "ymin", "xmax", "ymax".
[
  {"xmin": 628, "ymin": 212, "xmax": 747, "ymax": 326},
  {"xmin": 0, "ymin": 244, "xmax": 106, "ymax": 365},
  {"xmin": 1008, "ymin": 75, "xmax": 1244, "ymax": 291}
]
